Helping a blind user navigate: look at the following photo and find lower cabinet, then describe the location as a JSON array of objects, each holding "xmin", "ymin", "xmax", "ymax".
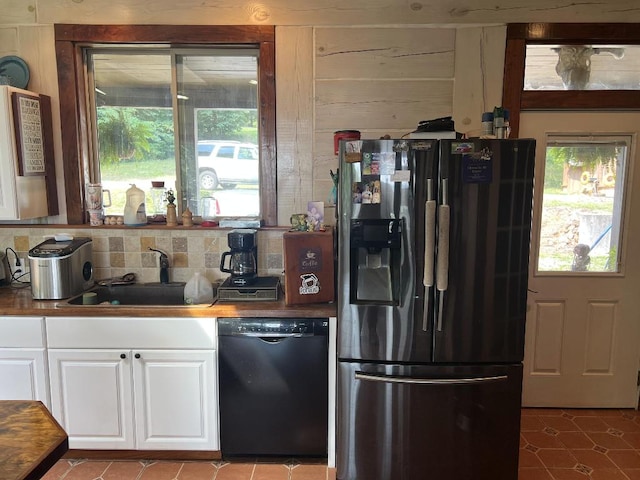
[
  {"xmin": 0, "ymin": 316, "xmax": 50, "ymax": 407},
  {"xmin": 46, "ymin": 317, "xmax": 218, "ymax": 451},
  {"xmin": 0, "ymin": 348, "xmax": 49, "ymax": 406},
  {"xmin": 48, "ymin": 349, "xmax": 135, "ymax": 449},
  {"xmin": 133, "ymin": 350, "xmax": 216, "ymax": 451}
]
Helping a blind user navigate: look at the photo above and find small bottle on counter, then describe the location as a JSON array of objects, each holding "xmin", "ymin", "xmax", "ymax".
[
  {"xmin": 123, "ymin": 184, "xmax": 147, "ymax": 226},
  {"xmin": 481, "ymin": 111, "xmax": 494, "ymax": 137},
  {"xmin": 493, "ymin": 106, "xmax": 506, "ymax": 139},
  {"xmin": 503, "ymin": 109, "xmax": 511, "ymax": 138},
  {"xmin": 165, "ymin": 189, "xmax": 178, "ymax": 226},
  {"xmin": 184, "ymin": 272, "xmax": 214, "ymax": 305},
  {"xmin": 182, "ymin": 207, "xmax": 193, "ymax": 227},
  {"xmin": 166, "ymin": 204, "xmax": 178, "ymax": 226}
]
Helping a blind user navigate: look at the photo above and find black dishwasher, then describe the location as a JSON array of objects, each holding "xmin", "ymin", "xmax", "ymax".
[{"xmin": 218, "ymin": 317, "xmax": 329, "ymax": 457}]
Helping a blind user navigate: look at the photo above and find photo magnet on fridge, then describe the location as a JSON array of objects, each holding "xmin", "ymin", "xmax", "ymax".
[
  {"xmin": 462, "ymin": 147, "xmax": 493, "ymax": 183},
  {"xmin": 344, "ymin": 140, "xmax": 362, "ymax": 163},
  {"xmin": 360, "ymin": 180, "xmax": 381, "ymax": 204},
  {"xmin": 362, "ymin": 152, "xmax": 373, "ymax": 174},
  {"xmin": 363, "ymin": 153, "xmax": 382, "ymax": 175},
  {"xmin": 378, "ymin": 152, "xmax": 396, "ymax": 175},
  {"xmin": 352, "ymin": 182, "xmax": 363, "ymax": 203}
]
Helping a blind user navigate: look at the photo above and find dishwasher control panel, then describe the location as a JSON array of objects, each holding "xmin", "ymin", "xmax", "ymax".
[{"xmin": 218, "ymin": 318, "xmax": 328, "ymax": 337}]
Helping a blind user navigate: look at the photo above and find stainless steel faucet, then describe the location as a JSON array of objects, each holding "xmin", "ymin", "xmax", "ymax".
[{"xmin": 148, "ymin": 247, "xmax": 169, "ymax": 284}]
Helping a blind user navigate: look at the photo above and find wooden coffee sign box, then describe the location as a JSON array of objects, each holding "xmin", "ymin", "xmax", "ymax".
[{"xmin": 283, "ymin": 228, "xmax": 335, "ymax": 305}]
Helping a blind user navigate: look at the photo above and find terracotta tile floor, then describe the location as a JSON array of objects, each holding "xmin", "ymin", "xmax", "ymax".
[
  {"xmin": 41, "ymin": 458, "xmax": 335, "ymax": 480},
  {"xmin": 40, "ymin": 408, "xmax": 640, "ymax": 480},
  {"xmin": 520, "ymin": 408, "xmax": 640, "ymax": 480}
]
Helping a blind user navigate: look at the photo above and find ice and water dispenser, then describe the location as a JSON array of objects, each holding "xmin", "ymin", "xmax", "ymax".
[{"xmin": 349, "ymin": 218, "xmax": 402, "ymax": 305}]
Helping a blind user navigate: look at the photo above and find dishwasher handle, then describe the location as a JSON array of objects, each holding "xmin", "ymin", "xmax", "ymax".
[
  {"xmin": 230, "ymin": 332, "xmax": 315, "ymax": 339},
  {"xmin": 258, "ymin": 336, "xmax": 296, "ymax": 344}
]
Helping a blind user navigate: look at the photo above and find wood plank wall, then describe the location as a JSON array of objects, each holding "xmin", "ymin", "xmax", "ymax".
[
  {"xmin": 6, "ymin": 0, "xmax": 640, "ymax": 25},
  {"xmin": 310, "ymin": 26, "xmax": 506, "ymax": 224},
  {"xmin": 0, "ymin": 6, "xmax": 508, "ymax": 225},
  {"xmin": 311, "ymin": 26, "xmax": 456, "ymax": 223}
]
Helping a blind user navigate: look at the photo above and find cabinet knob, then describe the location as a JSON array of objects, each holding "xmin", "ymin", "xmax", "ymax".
[
  {"xmin": 120, "ymin": 353, "xmax": 126, "ymax": 359},
  {"xmin": 134, "ymin": 353, "xmax": 141, "ymax": 359}
]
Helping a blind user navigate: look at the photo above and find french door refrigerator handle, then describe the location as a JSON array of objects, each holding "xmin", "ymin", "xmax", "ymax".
[
  {"xmin": 355, "ymin": 372, "xmax": 508, "ymax": 385},
  {"xmin": 423, "ymin": 195, "xmax": 436, "ymax": 332},
  {"xmin": 436, "ymin": 179, "xmax": 450, "ymax": 332}
]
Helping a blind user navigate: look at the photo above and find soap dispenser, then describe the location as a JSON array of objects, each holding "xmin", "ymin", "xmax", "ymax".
[{"xmin": 123, "ymin": 184, "xmax": 147, "ymax": 226}]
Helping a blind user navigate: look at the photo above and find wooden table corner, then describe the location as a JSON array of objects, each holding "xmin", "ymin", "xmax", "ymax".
[{"xmin": 0, "ymin": 400, "xmax": 69, "ymax": 480}]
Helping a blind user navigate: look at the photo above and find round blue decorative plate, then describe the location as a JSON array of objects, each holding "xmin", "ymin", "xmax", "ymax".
[{"xmin": 0, "ymin": 55, "xmax": 30, "ymax": 89}]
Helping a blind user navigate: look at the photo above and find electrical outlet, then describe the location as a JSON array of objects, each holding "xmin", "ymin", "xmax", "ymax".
[{"xmin": 14, "ymin": 257, "xmax": 29, "ymax": 276}]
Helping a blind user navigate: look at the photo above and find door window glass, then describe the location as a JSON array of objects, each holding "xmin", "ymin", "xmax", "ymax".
[{"xmin": 536, "ymin": 135, "xmax": 630, "ymax": 273}]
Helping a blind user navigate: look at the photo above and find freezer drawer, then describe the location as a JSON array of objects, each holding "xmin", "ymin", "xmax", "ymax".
[{"xmin": 337, "ymin": 362, "xmax": 522, "ymax": 480}]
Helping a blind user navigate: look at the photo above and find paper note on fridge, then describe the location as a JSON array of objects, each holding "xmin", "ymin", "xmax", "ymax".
[{"xmin": 391, "ymin": 170, "xmax": 411, "ymax": 182}]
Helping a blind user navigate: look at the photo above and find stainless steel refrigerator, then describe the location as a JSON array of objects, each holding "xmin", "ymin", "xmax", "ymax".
[{"xmin": 336, "ymin": 138, "xmax": 536, "ymax": 480}]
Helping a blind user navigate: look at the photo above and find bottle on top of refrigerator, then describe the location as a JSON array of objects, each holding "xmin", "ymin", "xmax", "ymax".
[{"xmin": 123, "ymin": 184, "xmax": 147, "ymax": 226}]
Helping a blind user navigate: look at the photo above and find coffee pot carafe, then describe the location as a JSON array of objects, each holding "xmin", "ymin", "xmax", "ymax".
[{"xmin": 220, "ymin": 229, "xmax": 258, "ymax": 286}]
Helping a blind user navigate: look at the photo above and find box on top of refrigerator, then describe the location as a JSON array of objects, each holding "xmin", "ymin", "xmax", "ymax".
[{"xmin": 283, "ymin": 228, "xmax": 335, "ymax": 305}]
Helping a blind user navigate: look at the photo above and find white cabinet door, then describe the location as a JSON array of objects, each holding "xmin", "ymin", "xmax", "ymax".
[
  {"xmin": 45, "ymin": 317, "xmax": 218, "ymax": 451},
  {"xmin": 0, "ymin": 348, "xmax": 50, "ymax": 407},
  {"xmin": 133, "ymin": 349, "xmax": 218, "ymax": 450},
  {"xmin": 48, "ymin": 349, "xmax": 135, "ymax": 449}
]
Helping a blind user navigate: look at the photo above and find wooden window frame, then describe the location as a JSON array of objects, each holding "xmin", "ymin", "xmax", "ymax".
[
  {"xmin": 503, "ymin": 23, "xmax": 640, "ymax": 138},
  {"xmin": 55, "ymin": 24, "xmax": 276, "ymax": 225}
]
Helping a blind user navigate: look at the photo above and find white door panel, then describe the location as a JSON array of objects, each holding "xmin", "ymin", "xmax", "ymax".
[{"xmin": 521, "ymin": 111, "xmax": 640, "ymax": 407}]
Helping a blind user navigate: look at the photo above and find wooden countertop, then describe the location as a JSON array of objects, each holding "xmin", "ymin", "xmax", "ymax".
[
  {"xmin": 0, "ymin": 401, "xmax": 68, "ymax": 480},
  {"xmin": 0, "ymin": 285, "xmax": 337, "ymax": 318}
]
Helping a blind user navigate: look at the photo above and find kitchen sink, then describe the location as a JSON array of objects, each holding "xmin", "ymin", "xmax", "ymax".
[{"xmin": 66, "ymin": 283, "xmax": 214, "ymax": 307}]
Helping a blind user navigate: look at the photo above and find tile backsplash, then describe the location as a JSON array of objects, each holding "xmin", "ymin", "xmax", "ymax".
[{"xmin": 1, "ymin": 227, "xmax": 286, "ymax": 285}]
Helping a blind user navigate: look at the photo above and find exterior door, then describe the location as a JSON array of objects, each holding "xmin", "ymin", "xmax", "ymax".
[{"xmin": 520, "ymin": 111, "xmax": 640, "ymax": 407}]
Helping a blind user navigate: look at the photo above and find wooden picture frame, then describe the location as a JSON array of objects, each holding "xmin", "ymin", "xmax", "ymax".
[{"xmin": 11, "ymin": 91, "xmax": 46, "ymax": 176}]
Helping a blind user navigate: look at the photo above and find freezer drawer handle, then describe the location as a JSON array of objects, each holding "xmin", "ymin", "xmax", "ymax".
[{"xmin": 355, "ymin": 372, "xmax": 508, "ymax": 385}]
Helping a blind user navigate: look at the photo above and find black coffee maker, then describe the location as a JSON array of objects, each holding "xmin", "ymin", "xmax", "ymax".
[{"xmin": 220, "ymin": 229, "xmax": 258, "ymax": 286}]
